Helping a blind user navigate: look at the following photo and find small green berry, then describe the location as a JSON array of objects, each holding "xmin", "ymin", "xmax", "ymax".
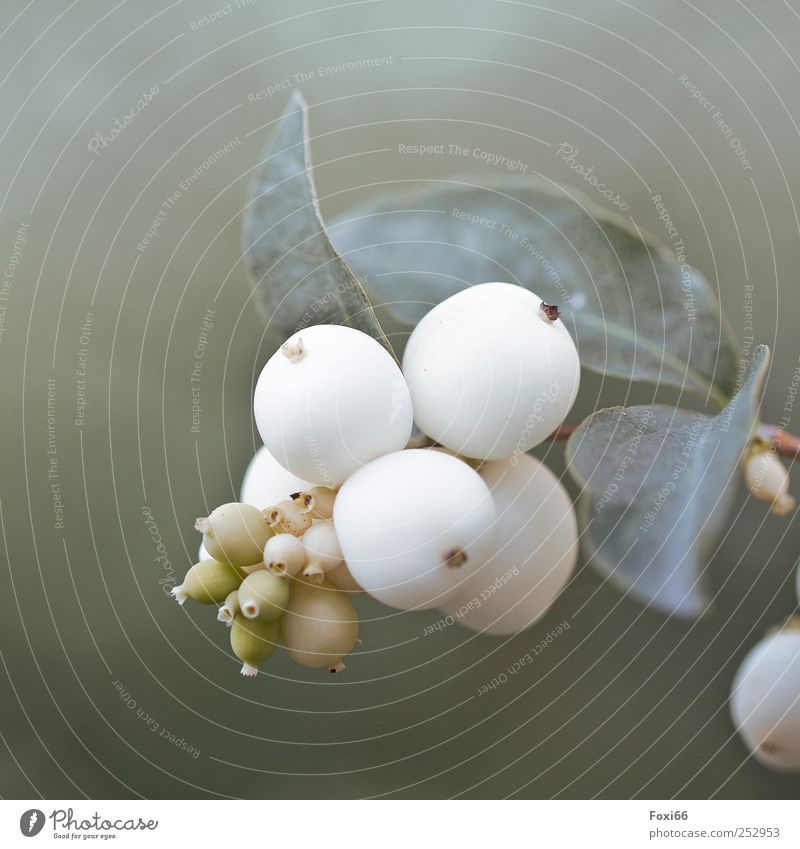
[
  {"xmin": 230, "ymin": 614, "xmax": 280, "ymax": 677},
  {"xmin": 195, "ymin": 502, "xmax": 272, "ymax": 567},
  {"xmin": 171, "ymin": 559, "xmax": 246, "ymax": 605},
  {"xmin": 238, "ymin": 570, "xmax": 290, "ymax": 622}
]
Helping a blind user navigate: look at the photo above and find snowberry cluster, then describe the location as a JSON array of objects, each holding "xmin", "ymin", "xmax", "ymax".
[{"xmin": 172, "ymin": 282, "xmax": 581, "ymax": 677}]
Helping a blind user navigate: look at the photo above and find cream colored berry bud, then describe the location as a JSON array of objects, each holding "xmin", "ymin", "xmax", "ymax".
[
  {"xmin": 264, "ymin": 533, "xmax": 307, "ymax": 578},
  {"xmin": 301, "ymin": 520, "xmax": 343, "ymax": 582},
  {"xmin": 217, "ymin": 589, "xmax": 240, "ymax": 625},
  {"xmin": 291, "ymin": 486, "xmax": 336, "ymax": 520},
  {"xmin": 171, "ymin": 559, "xmax": 245, "ymax": 606},
  {"xmin": 230, "ymin": 614, "xmax": 280, "ymax": 677},
  {"xmin": 238, "ymin": 570, "xmax": 290, "ymax": 622},
  {"xmin": 302, "ymin": 563, "xmax": 326, "ymax": 585},
  {"xmin": 195, "ymin": 502, "xmax": 272, "ymax": 567},
  {"xmin": 745, "ymin": 449, "xmax": 796, "ymax": 516},
  {"xmin": 264, "ymin": 499, "xmax": 313, "ymax": 536}
]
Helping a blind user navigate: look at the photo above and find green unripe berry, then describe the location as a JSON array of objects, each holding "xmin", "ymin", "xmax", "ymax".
[
  {"xmin": 171, "ymin": 559, "xmax": 246, "ymax": 605},
  {"xmin": 217, "ymin": 589, "xmax": 240, "ymax": 625},
  {"xmin": 230, "ymin": 614, "xmax": 280, "ymax": 677},
  {"xmin": 238, "ymin": 570, "xmax": 290, "ymax": 622},
  {"xmin": 282, "ymin": 580, "xmax": 359, "ymax": 673},
  {"xmin": 195, "ymin": 502, "xmax": 272, "ymax": 567}
]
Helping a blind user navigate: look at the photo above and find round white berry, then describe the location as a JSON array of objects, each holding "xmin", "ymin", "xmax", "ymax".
[
  {"xmin": 240, "ymin": 444, "xmax": 315, "ymax": 509},
  {"xmin": 439, "ymin": 454, "xmax": 577, "ymax": 635},
  {"xmin": 254, "ymin": 325, "xmax": 413, "ymax": 485},
  {"xmin": 333, "ymin": 449, "xmax": 497, "ymax": 610},
  {"xmin": 730, "ymin": 628, "xmax": 800, "ymax": 771},
  {"xmin": 402, "ymin": 282, "xmax": 580, "ymax": 460},
  {"xmin": 745, "ymin": 449, "xmax": 796, "ymax": 516}
]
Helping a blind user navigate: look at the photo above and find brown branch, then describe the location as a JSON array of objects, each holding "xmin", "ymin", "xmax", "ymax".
[
  {"xmin": 756, "ymin": 424, "xmax": 800, "ymax": 461},
  {"xmin": 549, "ymin": 421, "xmax": 800, "ymax": 462},
  {"xmin": 546, "ymin": 424, "xmax": 578, "ymax": 441}
]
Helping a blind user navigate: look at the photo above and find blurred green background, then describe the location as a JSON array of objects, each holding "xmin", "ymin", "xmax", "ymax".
[{"xmin": 1, "ymin": 0, "xmax": 800, "ymax": 798}]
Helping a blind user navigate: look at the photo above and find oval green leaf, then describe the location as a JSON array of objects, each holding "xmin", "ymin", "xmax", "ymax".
[
  {"xmin": 242, "ymin": 90, "xmax": 392, "ymax": 356},
  {"xmin": 330, "ymin": 178, "xmax": 739, "ymax": 404},
  {"xmin": 565, "ymin": 345, "xmax": 770, "ymax": 618}
]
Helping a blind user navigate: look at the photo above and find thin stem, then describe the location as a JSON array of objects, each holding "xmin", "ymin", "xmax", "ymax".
[
  {"xmin": 756, "ymin": 424, "xmax": 800, "ymax": 461},
  {"xmin": 546, "ymin": 424, "xmax": 578, "ymax": 442},
  {"xmin": 550, "ymin": 420, "xmax": 800, "ymax": 463}
]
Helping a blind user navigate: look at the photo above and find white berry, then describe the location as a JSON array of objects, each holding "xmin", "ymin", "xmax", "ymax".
[
  {"xmin": 254, "ymin": 325, "xmax": 413, "ymax": 485},
  {"xmin": 745, "ymin": 449, "xmax": 795, "ymax": 516},
  {"xmin": 333, "ymin": 449, "xmax": 497, "ymax": 610},
  {"xmin": 240, "ymin": 444, "xmax": 315, "ymax": 509},
  {"xmin": 402, "ymin": 282, "xmax": 580, "ymax": 460},
  {"xmin": 730, "ymin": 627, "xmax": 800, "ymax": 771},
  {"xmin": 439, "ymin": 454, "xmax": 577, "ymax": 635}
]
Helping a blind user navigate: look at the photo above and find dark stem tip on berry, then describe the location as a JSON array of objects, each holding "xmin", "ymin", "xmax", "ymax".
[
  {"xmin": 443, "ymin": 548, "xmax": 468, "ymax": 568},
  {"xmin": 540, "ymin": 302, "xmax": 561, "ymax": 322}
]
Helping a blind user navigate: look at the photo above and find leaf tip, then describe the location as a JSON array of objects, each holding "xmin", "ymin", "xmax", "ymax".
[{"xmin": 287, "ymin": 87, "xmax": 308, "ymax": 112}]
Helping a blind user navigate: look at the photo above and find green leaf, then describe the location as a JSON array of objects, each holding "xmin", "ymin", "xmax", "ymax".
[
  {"xmin": 242, "ymin": 90, "xmax": 392, "ymax": 356},
  {"xmin": 565, "ymin": 345, "xmax": 770, "ymax": 618},
  {"xmin": 330, "ymin": 178, "xmax": 739, "ymax": 405}
]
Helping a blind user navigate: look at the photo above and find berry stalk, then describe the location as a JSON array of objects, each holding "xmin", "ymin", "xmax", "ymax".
[
  {"xmin": 548, "ymin": 420, "xmax": 800, "ymax": 464},
  {"xmin": 756, "ymin": 424, "xmax": 800, "ymax": 462}
]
